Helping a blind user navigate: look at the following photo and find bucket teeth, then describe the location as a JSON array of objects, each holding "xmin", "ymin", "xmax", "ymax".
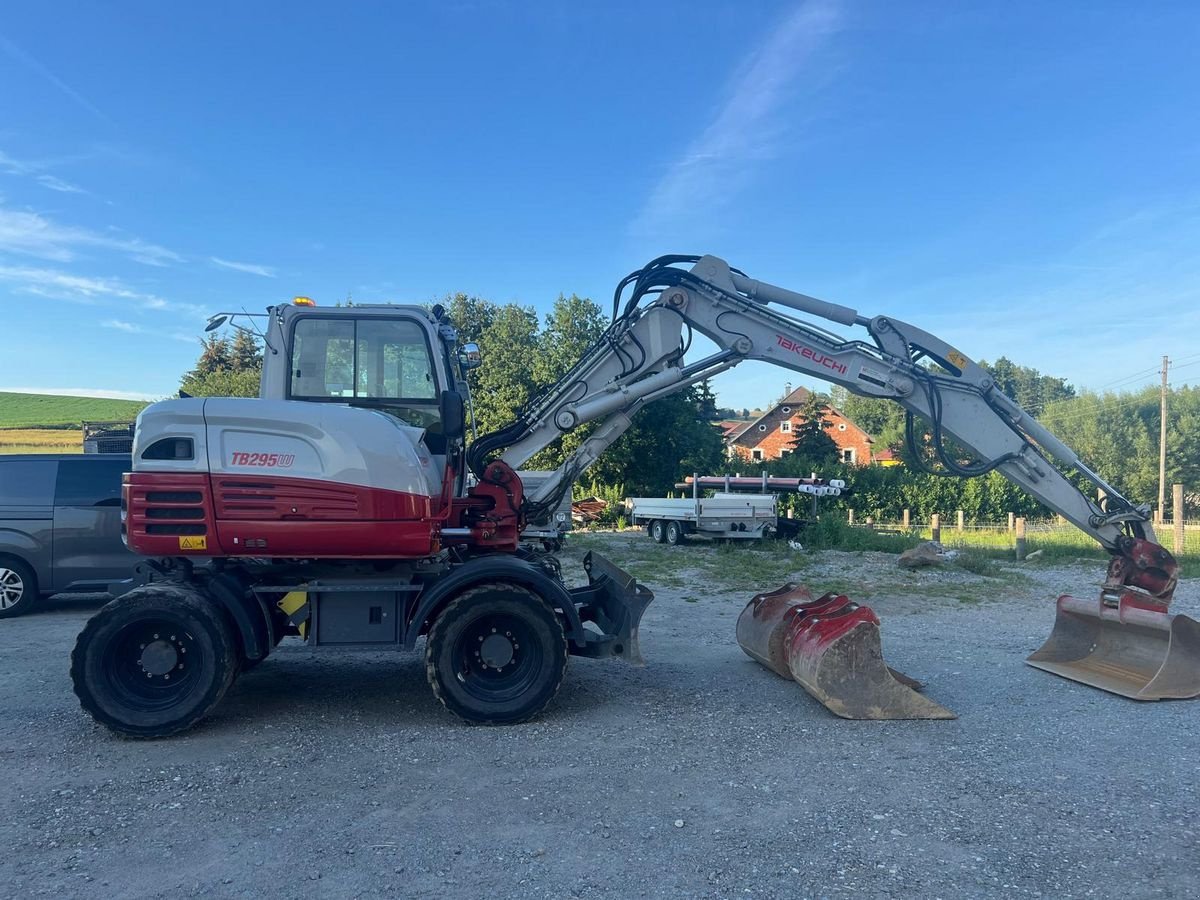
[
  {"xmin": 1027, "ymin": 593, "xmax": 1200, "ymax": 700},
  {"xmin": 736, "ymin": 584, "xmax": 955, "ymax": 720}
]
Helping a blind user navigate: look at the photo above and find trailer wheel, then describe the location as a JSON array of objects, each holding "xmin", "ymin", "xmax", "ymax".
[
  {"xmin": 0, "ymin": 557, "xmax": 40, "ymax": 619},
  {"xmin": 71, "ymin": 585, "xmax": 238, "ymax": 738},
  {"xmin": 665, "ymin": 520, "xmax": 686, "ymax": 546},
  {"xmin": 649, "ymin": 520, "xmax": 667, "ymax": 543},
  {"xmin": 425, "ymin": 582, "xmax": 567, "ymax": 725}
]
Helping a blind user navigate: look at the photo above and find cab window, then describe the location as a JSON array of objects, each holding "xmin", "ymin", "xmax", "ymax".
[{"xmin": 290, "ymin": 318, "xmax": 437, "ymax": 402}]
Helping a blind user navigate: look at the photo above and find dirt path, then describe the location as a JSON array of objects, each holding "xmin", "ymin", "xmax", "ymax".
[{"xmin": 1, "ymin": 534, "xmax": 1197, "ymax": 898}]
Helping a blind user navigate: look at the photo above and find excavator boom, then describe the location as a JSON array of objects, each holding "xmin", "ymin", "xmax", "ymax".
[{"xmin": 470, "ymin": 254, "xmax": 1198, "ymax": 712}]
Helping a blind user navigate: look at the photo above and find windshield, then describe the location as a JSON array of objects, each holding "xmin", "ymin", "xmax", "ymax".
[{"xmin": 290, "ymin": 317, "xmax": 439, "ymax": 422}]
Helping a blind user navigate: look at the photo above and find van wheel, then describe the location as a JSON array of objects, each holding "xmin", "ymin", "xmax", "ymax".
[
  {"xmin": 650, "ymin": 520, "xmax": 667, "ymax": 543},
  {"xmin": 426, "ymin": 582, "xmax": 567, "ymax": 725},
  {"xmin": 0, "ymin": 559, "xmax": 40, "ymax": 619},
  {"xmin": 665, "ymin": 520, "xmax": 686, "ymax": 546},
  {"xmin": 71, "ymin": 584, "xmax": 238, "ymax": 738}
]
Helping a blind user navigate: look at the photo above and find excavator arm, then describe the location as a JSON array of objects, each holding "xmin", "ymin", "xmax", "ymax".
[
  {"xmin": 471, "ymin": 255, "xmax": 1159, "ymax": 569},
  {"xmin": 465, "ymin": 254, "xmax": 1197, "ymax": 710}
]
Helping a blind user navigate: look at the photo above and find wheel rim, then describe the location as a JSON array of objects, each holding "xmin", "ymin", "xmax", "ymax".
[
  {"xmin": 451, "ymin": 612, "xmax": 544, "ymax": 703},
  {"xmin": 0, "ymin": 568, "xmax": 24, "ymax": 610},
  {"xmin": 101, "ymin": 617, "xmax": 200, "ymax": 711}
]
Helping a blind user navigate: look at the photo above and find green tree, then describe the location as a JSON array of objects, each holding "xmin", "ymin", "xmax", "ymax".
[
  {"xmin": 180, "ymin": 332, "xmax": 262, "ymax": 398},
  {"xmin": 587, "ymin": 387, "xmax": 725, "ymax": 495}
]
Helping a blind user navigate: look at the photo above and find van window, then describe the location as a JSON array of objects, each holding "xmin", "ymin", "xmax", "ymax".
[
  {"xmin": 0, "ymin": 460, "xmax": 57, "ymax": 506},
  {"xmin": 54, "ymin": 459, "xmax": 129, "ymax": 506}
]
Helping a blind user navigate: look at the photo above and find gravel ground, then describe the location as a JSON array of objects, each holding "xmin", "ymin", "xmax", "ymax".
[{"xmin": 1, "ymin": 533, "xmax": 1197, "ymax": 899}]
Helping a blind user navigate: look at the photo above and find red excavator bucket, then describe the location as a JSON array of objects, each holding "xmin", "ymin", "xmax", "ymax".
[
  {"xmin": 736, "ymin": 584, "xmax": 955, "ymax": 720},
  {"xmin": 1027, "ymin": 592, "xmax": 1200, "ymax": 700}
]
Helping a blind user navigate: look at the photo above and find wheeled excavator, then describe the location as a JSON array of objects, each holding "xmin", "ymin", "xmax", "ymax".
[{"xmin": 71, "ymin": 255, "xmax": 1200, "ymax": 736}]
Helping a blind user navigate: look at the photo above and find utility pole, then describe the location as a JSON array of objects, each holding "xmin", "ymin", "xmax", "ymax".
[{"xmin": 1158, "ymin": 355, "xmax": 1169, "ymax": 524}]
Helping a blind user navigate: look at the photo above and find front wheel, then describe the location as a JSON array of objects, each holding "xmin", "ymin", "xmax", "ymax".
[
  {"xmin": 649, "ymin": 520, "xmax": 666, "ymax": 543},
  {"xmin": 425, "ymin": 582, "xmax": 567, "ymax": 725},
  {"xmin": 71, "ymin": 584, "xmax": 238, "ymax": 738}
]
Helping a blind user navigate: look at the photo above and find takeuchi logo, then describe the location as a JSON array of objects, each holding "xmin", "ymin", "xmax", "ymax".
[{"xmin": 776, "ymin": 335, "xmax": 848, "ymax": 374}]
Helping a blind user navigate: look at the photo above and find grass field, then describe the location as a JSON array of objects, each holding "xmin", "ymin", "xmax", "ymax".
[
  {"xmin": 0, "ymin": 428, "xmax": 85, "ymax": 454},
  {"xmin": 0, "ymin": 391, "xmax": 149, "ymax": 454},
  {"xmin": 0, "ymin": 391, "xmax": 149, "ymax": 428}
]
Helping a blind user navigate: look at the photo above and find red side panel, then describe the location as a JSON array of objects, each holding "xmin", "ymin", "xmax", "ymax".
[{"xmin": 124, "ymin": 472, "xmax": 436, "ymax": 559}]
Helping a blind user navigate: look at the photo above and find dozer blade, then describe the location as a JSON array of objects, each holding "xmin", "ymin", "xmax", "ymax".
[
  {"xmin": 1027, "ymin": 593, "xmax": 1200, "ymax": 700},
  {"xmin": 736, "ymin": 584, "xmax": 955, "ymax": 720}
]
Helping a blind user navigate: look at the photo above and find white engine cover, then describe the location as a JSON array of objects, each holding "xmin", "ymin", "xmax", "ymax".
[{"xmin": 135, "ymin": 398, "xmax": 439, "ymax": 497}]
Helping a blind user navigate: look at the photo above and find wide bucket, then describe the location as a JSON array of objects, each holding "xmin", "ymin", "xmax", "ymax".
[
  {"xmin": 1027, "ymin": 593, "xmax": 1200, "ymax": 700},
  {"xmin": 736, "ymin": 584, "xmax": 955, "ymax": 720}
]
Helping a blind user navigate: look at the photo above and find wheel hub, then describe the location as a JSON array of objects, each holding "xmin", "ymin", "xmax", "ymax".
[
  {"xmin": 480, "ymin": 633, "xmax": 515, "ymax": 669},
  {"xmin": 140, "ymin": 639, "xmax": 179, "ymax": 676}
]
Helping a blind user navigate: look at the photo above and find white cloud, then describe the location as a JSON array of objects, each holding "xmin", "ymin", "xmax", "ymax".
[
  {"xmin": 0, "ymin": 149, "xmax": 87, "ymax": 194},
  {"xmin": 0, "ymin": 264, "xmax": 205, "ymax": 317},
  {"xmin": 0, "ymin": 204, "xmax": 181, "ymax": 266},
  {"xmin": 211, "ymin": 256, "xmax": 277, "ymax": 278},
  {"xmin": 102, "ymin": 318, "xmax": 143, "ymax": 333},
  {"xmin": 0, "ymin": 34, "xmax": 112, "ymax": 124},
  {"xmin": 631, "ymin": 0, "xmax": 842, "ymax": 239},
  {"xmin": 0, "ymin": 386, "xmax": 162, "ymax": 401},
  {"xmin": 35, "ymin": 173, "xmax": 85, "ymax": 194}
]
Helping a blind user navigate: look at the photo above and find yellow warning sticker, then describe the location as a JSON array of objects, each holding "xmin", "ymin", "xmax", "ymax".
[
  {"xmin": 178, "ymin": 536, "xmax": 208, "ymax": 551},
  {"xmin": 947, "ymin": 349, "xmax": 968, "ymax": 370}
]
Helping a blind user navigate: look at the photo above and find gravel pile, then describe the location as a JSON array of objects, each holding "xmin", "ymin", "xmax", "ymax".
[{"xmin": 1, "ymin": 537, "xmax": 1196, "ymax": 898}]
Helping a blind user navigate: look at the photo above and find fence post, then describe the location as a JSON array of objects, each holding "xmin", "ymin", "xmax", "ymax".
[
  {"xmin": 956, "ymin": 509, "xmax": 964, "ymax": 533},
  {"xmin": 931, "ymin": 513, "xmax": 941, "ymax": 544},
  {"xmin": 848, "ymin": 508, "xmax": 855, "ymax": 525},
  {"xmin": 1015, "ymin": 517, "xmax": 1027, "ymax": 561},
  {"xmin": 1007, "ymin": 512, "xmax": 1015, "ymax": 533},
  {"xmin": 902, "ymin": 508, "xmax": 910, "ymax": 529},
  {"xmin": 1174, "ymin": 483, "xmax": 1185, "ymax": 555}
]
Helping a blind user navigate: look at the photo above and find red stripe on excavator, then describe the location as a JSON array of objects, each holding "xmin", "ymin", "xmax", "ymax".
[{"xmin": 124, "ymin": 471, "xmax": 436, "ymax": 558}]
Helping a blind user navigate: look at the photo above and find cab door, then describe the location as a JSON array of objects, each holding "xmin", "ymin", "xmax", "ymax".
[{"xmin": 50, "ymin": 457, "xmax": 137, "ymax": 591}]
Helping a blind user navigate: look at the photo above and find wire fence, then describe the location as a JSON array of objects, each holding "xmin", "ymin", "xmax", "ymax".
[{"xmin": 852, "ymin": 517, "xmax": 1200, "ymax": 561}]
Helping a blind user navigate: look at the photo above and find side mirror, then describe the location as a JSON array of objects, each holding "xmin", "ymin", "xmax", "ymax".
[
  {"xmin": 439, "ymin": 390, "xmax": 466, "ymax": 441},
  {"xmin": 459, "ymin": 342, "xmax": 482, "ymax": 371}
]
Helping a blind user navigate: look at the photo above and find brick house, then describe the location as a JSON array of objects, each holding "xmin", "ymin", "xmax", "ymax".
[{"xmin": 726, "ymin": 387, "xmax": 875, "ymax": 465}]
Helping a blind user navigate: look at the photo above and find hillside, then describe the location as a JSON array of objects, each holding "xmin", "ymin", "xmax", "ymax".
[{"xmin": 0, "ymin": 392, "xmax": 151, "ymax": 428}]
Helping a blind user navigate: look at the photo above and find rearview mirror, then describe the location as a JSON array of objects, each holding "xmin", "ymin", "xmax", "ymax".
[
  {"xmin": 459, "ymin": 342, "xmax": 482, "ymax": 371},
  {"xmin": 439, "ymin": 390, "xmax": 466, "ymax": 441}
]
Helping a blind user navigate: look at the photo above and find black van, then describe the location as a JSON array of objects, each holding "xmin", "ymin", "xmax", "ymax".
[{"xmin": 0, "ymin": 455, "xmax": 138, "ymax": 618}]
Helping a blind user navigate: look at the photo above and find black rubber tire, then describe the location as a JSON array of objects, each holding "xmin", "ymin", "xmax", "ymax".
[
  {"xmin": 649, "ymin": 520, "xmax": 667, "ymax": 543},
  {"xmin": 71, "ymin": 584, "xmax": 238, "ymax": 738},
  {"xmin": 425, "ymin": 582, "xmax": 567, "ymax": 725},
  {"xmin": 665, "ymin": 520, "xmax": 685, "ymax": 546},
  {"xmin": 0, "ymin": 557, "xmax": 40, "ymax": 619}
]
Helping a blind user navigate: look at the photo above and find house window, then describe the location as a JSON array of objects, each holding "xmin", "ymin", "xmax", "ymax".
[
  {"xmin": 781, "ymin": 406, "xmax": 791, "ymax": 414},
  {"xmin": 751, "ymin": 449, "xmax": 764, "ymax": 461},
  {"xmin": 780, "ymin": 421, "xmax": 791, "ymax": 433},
  {"xmin": 780, "ymin": 448, "xmax": 792, "ymax": 456},
  {"xmin": 837, "ymin": 423, "xmax": 847, "ymax": 431},
  {"xmin": 758, "ymin": 424, "xmax": 767, "ymax": 432},
  {"xmin": 841, "ymin": 448, "xmax": 856, "ymax": 464}
]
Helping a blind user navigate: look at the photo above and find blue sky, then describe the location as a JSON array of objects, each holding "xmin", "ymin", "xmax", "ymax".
[{"xmin": 2, "ymin": 1, "xmax": 1199, "ymax": 409}]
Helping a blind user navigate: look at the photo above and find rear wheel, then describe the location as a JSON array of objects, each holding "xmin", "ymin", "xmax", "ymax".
[
  {"xmin": 665, "ymin": 520, "xmax": 685, "ymax": 546},
  {"xmin": 71, "ymin": 585, "xmax": 238, "ymax": 738},
  {"xmin": 0, "ymin": 558, "xmax": 40, "ymax": 619},
  {"xmin": 649, "ymin": 520, "xmax": 666, "ymax": 543},
  {"xmin": 425, "ymin": 582, "xmax": 567, "ymax": 725}
]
